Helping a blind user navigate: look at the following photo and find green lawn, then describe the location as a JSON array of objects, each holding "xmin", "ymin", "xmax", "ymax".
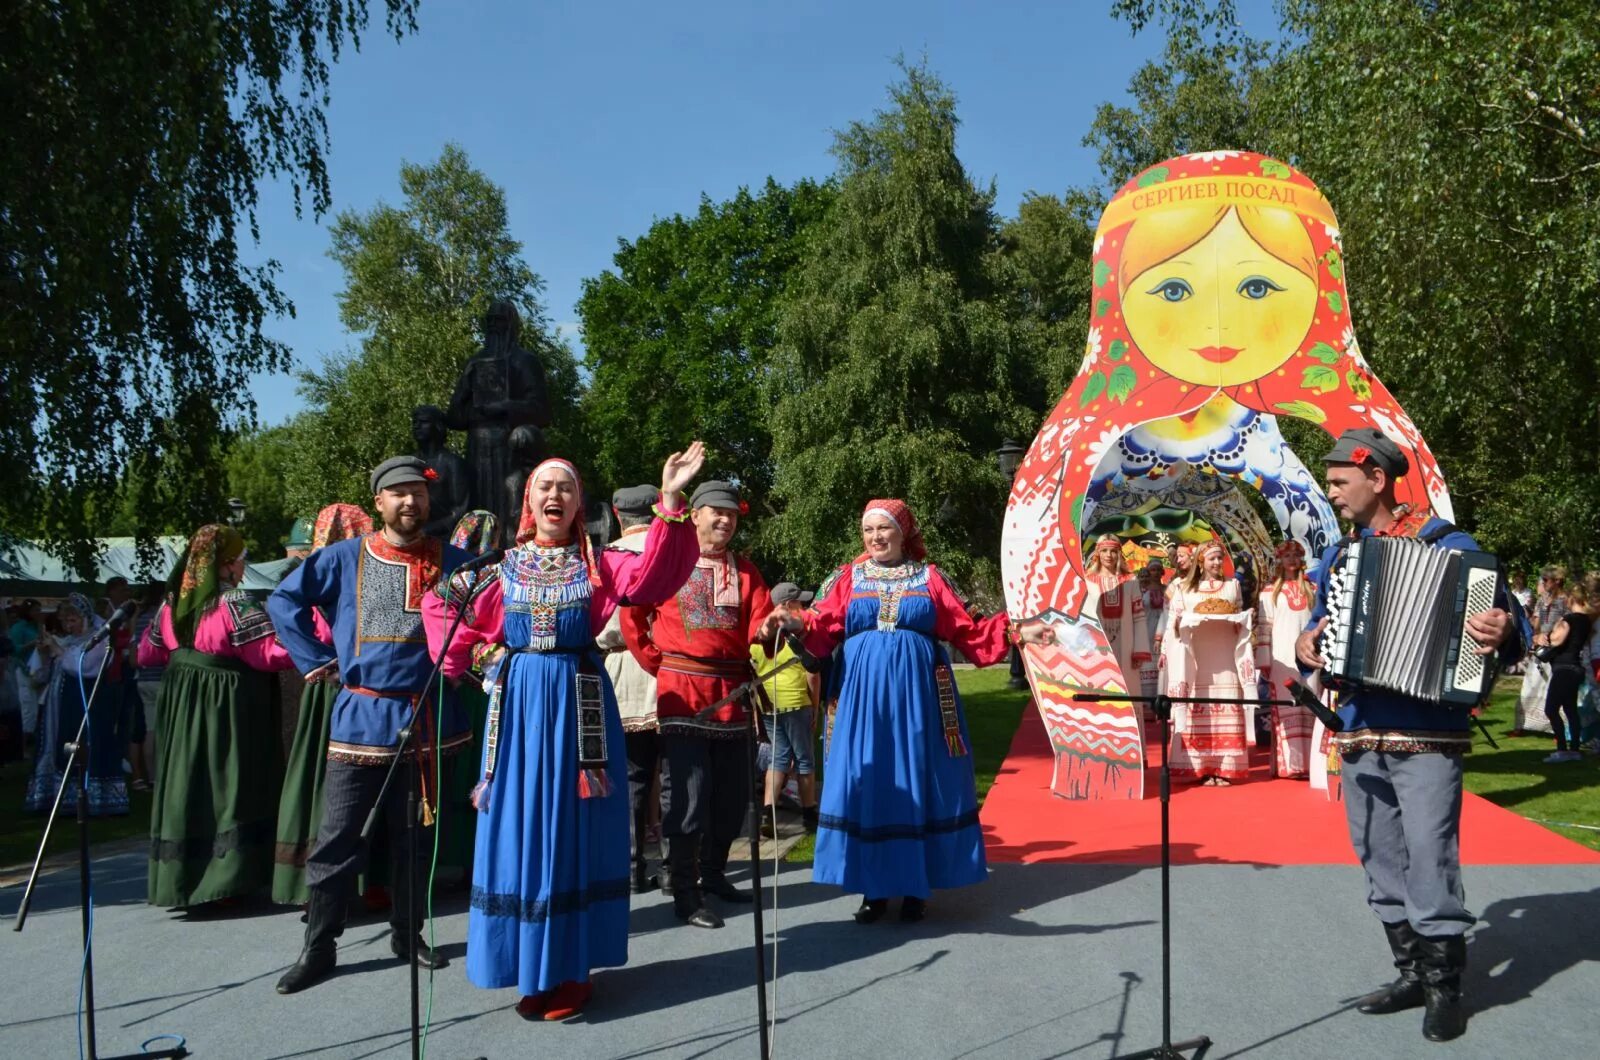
[
  {"xmin": 785, "ymin": 670, "xmax": 1600, "ymax": 862},
  {"xmin": 5, "ymin": 671, "xmax": 1590, "ymax": 872},
  {"xmin": 0, "ymin": 758, "xmax": 153, "ymax": 871},
  {"xmin": 1463, "ymin": 676, "xmax": 1600, "ymax": 852}
]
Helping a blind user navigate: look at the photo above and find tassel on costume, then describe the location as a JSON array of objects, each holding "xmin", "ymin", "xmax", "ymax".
[
  {"xmin": 935, "ymin": 664, "xmax": 968, "ymax": 758},
  {"xmin": 575, "ymin": 671, "xmax": 611, "ymax": 799}
]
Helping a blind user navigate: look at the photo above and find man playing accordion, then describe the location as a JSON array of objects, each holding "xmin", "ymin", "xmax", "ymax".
[{"xmin": 1296, "ymin": 427, "xmax": 1526, "ymax": 1044}]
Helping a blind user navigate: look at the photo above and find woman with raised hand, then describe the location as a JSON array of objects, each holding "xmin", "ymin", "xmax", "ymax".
[{"xmin": 424, "ymin": 443, "xmax": 703, "ymax": 1022}]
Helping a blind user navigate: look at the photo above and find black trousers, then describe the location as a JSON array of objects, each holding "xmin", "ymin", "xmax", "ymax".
[
  {"xmin": 1545, "ymin": 664, "xmax": 1584, "ymax": 751},
  {"xmin": 625, "ymin": 729, "xmax": 660, "ymax": 872},
  {"xmin": 659, "ymin": 732, "xmax": 751, "ymax": 873},
  {"xmin": 304, "ymin": 758, "xmax": 430, "ymax": 933}
]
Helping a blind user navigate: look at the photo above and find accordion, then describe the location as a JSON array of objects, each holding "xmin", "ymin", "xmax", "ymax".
[{"xmin": 1319, "ymin": 535, "xmax": 1500, "ymax": 707}]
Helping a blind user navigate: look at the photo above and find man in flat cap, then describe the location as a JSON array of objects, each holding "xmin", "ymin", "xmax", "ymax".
[
  {"xmin": 1295, "ymin": 427, "xmax": 1526, "ymax": 1042},
  {"xmin": 595, "ymin": 485, "xmax": 668, "ymax": 894},
  {"xmin": 621, "ymin": 480, "xmax": 774, "ymax": 929},
  {"xmin": 268, "ymin": 455, "xmax": 475, "ymax": 994}
]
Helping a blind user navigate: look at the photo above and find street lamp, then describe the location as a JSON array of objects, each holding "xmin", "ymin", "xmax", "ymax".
[
  {"xmin": 995, "ymin": 438, "xmax": 1026, "ymax": 480},
  {"xmin": 993, "ymin": 439, "xmax": 1031, "ymax": 689},
  {"xmin": 226, "ymin": 497, "xmax": 247, "ymax": 527}
]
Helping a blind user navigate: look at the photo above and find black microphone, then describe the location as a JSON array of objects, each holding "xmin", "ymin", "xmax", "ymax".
[
  {"xmin": 84, "ymin": 600, "xmax": 137, "ymax": 648},
  {"xmin": 1285, "ymin": 678, "xmax": 1344, "ymax": 733},
  {"xmin": 782, "ymin": 630, "xmax": 824, "ymax": 673},
  {"xmin": 454, "ymin": 547, "xmax": 505, "ymax": 574}
]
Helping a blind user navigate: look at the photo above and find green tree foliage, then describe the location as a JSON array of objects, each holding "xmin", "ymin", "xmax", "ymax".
[
  {"xmin": 1091, "ymin": 0, "xmax": 1600, "ymax": 572},
  {"xmin": 578, "ymin": 179, "xmax": 833, "ymax": 521},
  {"xmin": 284, "ymin": 144, "xmax": 582, "ymax": 514},
  {"xmin": 224, "ymin": 425, "xmax": 299, "ymax": 557},
  {"xmin": 764, "ymin": 64, "xmax": 1046, "ymax": 594},
  {"xmin": 1, "ymin": 0, "xmax": 421, "ymax": 572},
  {"xmin": 995, "ymin": 191, "xmax": 1101, "ymax": 396}
]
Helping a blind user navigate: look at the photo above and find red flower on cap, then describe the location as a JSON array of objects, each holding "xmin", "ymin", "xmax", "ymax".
[
  {"xmin": 422, "ymin": 467, "xmax": 439, "ymax": 481},
  {"xmin": 738, "ymin": 500, "xmax": 750, "ymax": 515},
  {"xmin": 1350, "ymin": 446, "xmax": 1371, "ymax": 465}
]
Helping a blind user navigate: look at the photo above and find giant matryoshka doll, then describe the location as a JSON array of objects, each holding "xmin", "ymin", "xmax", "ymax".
[{"xmin": 1003, "ymin": 151, "xmax": 1452, "ymax": 799}]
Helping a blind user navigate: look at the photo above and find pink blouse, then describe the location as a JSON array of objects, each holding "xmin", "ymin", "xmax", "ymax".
[
  {"xmin": 137, "ymin": 596, "xmax": 297, "ymax": 673},
  {"xmin": 802, "ymin": 561, "xmax": 1011, "ymax": 668},
  {"xmin": 424, "ymin": 515, "xmax": 698, "ymax": 682}
]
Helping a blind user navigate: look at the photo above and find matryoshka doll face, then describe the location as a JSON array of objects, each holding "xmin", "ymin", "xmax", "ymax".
[{"xmin": 1121, "ymin": 207, "xmax": 1319, "ymax": 388}]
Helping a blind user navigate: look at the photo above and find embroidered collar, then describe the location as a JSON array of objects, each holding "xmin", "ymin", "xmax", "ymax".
[
  {"xmin": 1373, "ymin": 503, "xmax": 1433, "ymax": 540},
  {"xmin": 364, "ymin": 533, "xmax": 443, "ymax": 610},
  {"xmin": 694, "ymin": 550, "xmax": 740, "ymax": 609},
  {"xmin": 859, "ymin": 558, "xmax": 923, "ymax": 582}
]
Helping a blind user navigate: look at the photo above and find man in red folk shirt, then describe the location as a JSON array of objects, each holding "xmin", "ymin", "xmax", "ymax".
[{"xmin": 622, "ymin": 480, "xmax": 773, "ymax": 929}]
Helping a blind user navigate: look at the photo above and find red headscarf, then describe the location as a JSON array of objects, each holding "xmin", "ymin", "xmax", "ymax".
[
  {"xmin": 312, "ymin": 503, "xmax": 373, "ymax": 550},
  {"xmin": 517, "ymin": 458, "xmax": 601, "ymax": 588},
  {"xmin": 858, "ymin": 499, "xmax": 928, "ymax": 563}
]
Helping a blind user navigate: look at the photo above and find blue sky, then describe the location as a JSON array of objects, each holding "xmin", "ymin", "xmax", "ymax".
[{"xmin": 248, "ymin": 0, "xmax": 1277, "ymax": 425}]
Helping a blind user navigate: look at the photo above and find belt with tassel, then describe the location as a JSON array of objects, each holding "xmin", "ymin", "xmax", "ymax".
[{"xmin": 481, "ymin": 643, "xmax": 613, "ymax": 801}]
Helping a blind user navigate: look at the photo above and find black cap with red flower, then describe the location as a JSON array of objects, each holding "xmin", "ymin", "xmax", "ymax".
[{"xmin": 1322, "ymin": 427, "xmax": 1408, "ymax": 478}]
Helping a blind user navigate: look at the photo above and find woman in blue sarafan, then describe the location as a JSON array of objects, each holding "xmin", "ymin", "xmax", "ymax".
[
  {"xmin": 424, "ymin": 444, "xmax": 702, "ymax": 1021},
  {"xmin": 766, "ymin": 499, "xmax": 1053, "ymax": 924}
]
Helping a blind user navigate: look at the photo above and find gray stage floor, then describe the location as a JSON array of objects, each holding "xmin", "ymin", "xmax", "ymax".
[{"xmin": 3, "ymin": 853, "xmax": 1595, "ymax": 1059}]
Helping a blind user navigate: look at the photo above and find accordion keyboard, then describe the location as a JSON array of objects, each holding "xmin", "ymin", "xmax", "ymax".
[{"xmin": 1451, "ymin": 566, "xmax": 1498, "ymax": 693}]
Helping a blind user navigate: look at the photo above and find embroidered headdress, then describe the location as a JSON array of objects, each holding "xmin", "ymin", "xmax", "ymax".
[
  {"xmin": 517, "ymin": 458, "xmax": 601, "ymax": 588},
  {"xmin": 312, "ymin": 503, "xmax": 373, "ymax": 551},
  {"xmin": 449, "ymin": 509, "xmax": 500, "ymax": 556},
  {"xmin": 858, "ymin": 499, "xmax": 927, "ymax": 563},
  {"xmin": 167, "ymin": 524, "xmax": 246, "ymax": 644}
]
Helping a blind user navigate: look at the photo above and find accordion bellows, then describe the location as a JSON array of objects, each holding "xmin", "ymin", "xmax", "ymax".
[{"xmin": 1320, "ymin": 536, "xmax": 1501, "ymax": 707}]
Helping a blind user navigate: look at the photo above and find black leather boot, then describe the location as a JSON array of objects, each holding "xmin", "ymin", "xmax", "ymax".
[
  {"xmin": 1419, "ymin": 934, "xmax": 1468, "ymax": 1042},
  {"xmin": 1356, "ymin": 920, "xmax": 1426, "ymax": 1014},
  {"xmin": 699, "ymin": 839, "xmax": 752, "ymax": 904},
  {"xmin": 389, "ymin": 930, "xmax": 449, "ymax": 969},
  {"xmin": 670, "ymin": 835, "xmax": 721, "ymax": 928},
  {"xmin": 276, "ymin": 888, "xmax": 345, "ymax": 994}
]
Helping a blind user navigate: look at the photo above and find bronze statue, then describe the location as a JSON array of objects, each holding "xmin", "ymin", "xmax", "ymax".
[
  {"xmin": 502, "ymin": 425, "xmax": 543, "ymax": 541},
  {"xmin": 411, "ymin": 405, "xmax": 471, "ymax": 538},
  {"xmin": 446, "ymin": 300, "xmax": 552, "ymax": 535}
]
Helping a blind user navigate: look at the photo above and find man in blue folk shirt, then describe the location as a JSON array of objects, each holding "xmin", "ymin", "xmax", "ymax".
[
  {"xmin": 1296, "ymin": 428, "xmax": 1526, "ymax": 1043},
  {"xmin": 269, "ymin": 456, "xmax": 474, "ymax": 994}
]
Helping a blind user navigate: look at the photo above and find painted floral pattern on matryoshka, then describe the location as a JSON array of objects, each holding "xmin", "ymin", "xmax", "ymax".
[
  {"xmin": 1001, "ymin": 151, "xmax": 1454, "ymax": 800},
  {"xmin": 1005, "ymin": 151, "xmax": 1452, "ymax": 625}
]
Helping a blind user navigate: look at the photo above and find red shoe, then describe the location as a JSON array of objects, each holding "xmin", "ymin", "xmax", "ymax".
[
  {"xmin": 543, "ymin": 980, "xmax": 593, "ymax": 1021},
  {"xmin": 515, "ymin": 992, "xmax": 552, "ymax": 1020}
]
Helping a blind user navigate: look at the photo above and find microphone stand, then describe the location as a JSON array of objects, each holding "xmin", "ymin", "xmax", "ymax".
[
  {"xmin": 360, "ymin": 573, "xmax": 477, "ymax": 1060},
  {"xmin": 690, "ymin": 644, "xmax": 813, "ymax": 1060},
  {"xmin": 1072, "ymin": 688, "xmax": 1299, "ymax": 1060},
  {"xmin": 13, "ymin": 630, "xmax": 188, "ymax": 1060}
]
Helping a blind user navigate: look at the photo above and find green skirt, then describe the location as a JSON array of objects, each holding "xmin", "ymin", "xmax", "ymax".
[
  {"xmin": 271, "ymin": 678, "xmax": 338, "ymax": 905},
  {"xmin": 433, "ymin": 683, "xmax": 488, "ymax": 883},
  {"xmin": 148, "ymin": 649, "xmax": 283, "ymax": 907}
]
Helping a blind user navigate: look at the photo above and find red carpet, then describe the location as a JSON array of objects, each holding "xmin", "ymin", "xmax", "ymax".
[{"xmin": 982, "ymin": 706, "xmax": 1600, "ymax": 866}]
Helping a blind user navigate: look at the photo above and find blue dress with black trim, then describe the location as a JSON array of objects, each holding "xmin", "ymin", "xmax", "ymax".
[
  {"xmin": 465, "ymin": 551, "xmax": 630, "ymax": 994},
  {"xmin": 813, "ymin": 563, "xmax": 987, "ymax": 899}
]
